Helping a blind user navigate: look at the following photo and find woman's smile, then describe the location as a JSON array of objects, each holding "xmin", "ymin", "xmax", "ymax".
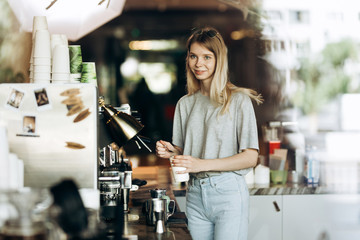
[{"xmin": 194, "ymin": 70, "xmax": 206, "ymax": 75}]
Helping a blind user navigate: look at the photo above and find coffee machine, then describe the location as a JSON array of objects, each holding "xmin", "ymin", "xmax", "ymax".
[
  {"xmin": 98, "ymin": 99, "xmax": 145, "ymax": 219},
  {"xmin": 98, "ymin": 145, "xmax": 133, "ymax": 215}
]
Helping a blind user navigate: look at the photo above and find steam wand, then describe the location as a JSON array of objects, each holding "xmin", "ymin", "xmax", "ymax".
[{"xmin": 136, "ymin": 135, "xmax": 152, "ymax": 153}]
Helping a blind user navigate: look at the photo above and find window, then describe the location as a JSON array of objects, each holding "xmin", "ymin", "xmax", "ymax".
[
  {"xmin": 327, "ymin": 12, "xmax": 344, "ymax": 23},
  {"xmin": 289, "ymin": 10, "xmax": 310, "ymax": 24},
  {"xmin": 266, "ymin": 10, "xmax": 283, "ymax": 22}
]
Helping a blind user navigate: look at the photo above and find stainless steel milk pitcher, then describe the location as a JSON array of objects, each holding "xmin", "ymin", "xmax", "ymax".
[{"xmin": 145, "ymin": 198, "xmax": 175, "ymax": 226}]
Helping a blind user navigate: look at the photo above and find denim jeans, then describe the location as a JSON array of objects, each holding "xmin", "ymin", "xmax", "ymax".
[{"xmin": 186, "ymin": 172, "xmax": 249, "ymax": 240}]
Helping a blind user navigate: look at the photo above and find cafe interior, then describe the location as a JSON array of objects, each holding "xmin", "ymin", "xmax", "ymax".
[{"xmin": 1, "ymin": 0, "xmax": 360, "ymax": 239}]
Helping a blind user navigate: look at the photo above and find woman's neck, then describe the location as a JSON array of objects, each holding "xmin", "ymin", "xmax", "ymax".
[{"xmin": 200, "ymin": 79, "xmax": 211, "ymax": 96}]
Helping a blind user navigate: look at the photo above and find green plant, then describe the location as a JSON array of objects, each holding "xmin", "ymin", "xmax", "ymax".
[{"xmin": 292, "ymin": 39, "xmax": 360, "ymax": 115}]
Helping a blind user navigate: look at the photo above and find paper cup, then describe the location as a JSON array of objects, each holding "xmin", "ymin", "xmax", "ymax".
[
  {"xmin": 51, "ymin": 34, "xmax": 64, "ymax": 54},
  {"xmin": 170, "ymin": 156, "xmax": 189, "ymax": 183},
  {"xmin": 69, "ymin": 45, "xmax": 83, "ymax": 74},
  {"xmin": 60, "ymin": 34, "xmax": 68, "ymax": 46},
  {"xmin": 32, "ymin": 16, "xmax": 48, "ymax": 39},
  {"xmin": 70, "ymin": 75, "xmax": 81, "ymax": 83},
  {"xmin": 171, "ymin": 167, "xmax": 189, "ymax": 182},
  {"xmin": 34, "ymin": 65, "xmax": 51, "ymax": 73},
  {"xmin": 33, "ymin": 57, "xmax": 51, "ymax": 66},
  {"xmin": 33, "ymin": 79, "xmax": 50, "ymax": 84},
  {"xmin": 52, "ymin": 73, "xmax": 70, "ymax": 82},
  {"xmin": 34, "ymin": 72, "xmax": 51, "ymax": 80},
  {"xmin": 34, "ymin": 30, "xmax": 51, "ymax": 58},
  {"xmin": 81, "ymin": 62, "xmax": 97, "ymax": 84},
  {"xmin": 52, "ymin": 44, "xmax": 70, "ymax": 74}
]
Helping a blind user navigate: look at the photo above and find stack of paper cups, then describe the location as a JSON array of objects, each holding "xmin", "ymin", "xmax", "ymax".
[
  {"xmin": 32, "ymin": 16, "xmax": 48, "ymax": 39},
  {"xmin": 33, "ymin": 29, "xmax": 51, "ymax": 84},
  {"xmin": 69, "ymin": 45, "xmax": 83, "ymax": 83},
  {"xmin": 0, "ymin": 125, "xmax": 10, "ymax": 190},
  {"xmin": 30, "ymin": 16, "xmax": 49, "ymax": 83}
]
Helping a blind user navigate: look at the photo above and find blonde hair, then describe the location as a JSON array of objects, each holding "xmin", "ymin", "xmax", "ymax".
[{"xmin": 185, "ymin": 27, "xmax": 263, "ymax": 114}]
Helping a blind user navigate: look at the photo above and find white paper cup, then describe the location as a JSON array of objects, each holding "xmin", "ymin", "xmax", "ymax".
[
  {"xmin": 33, "ymin": 72, "xmax": 51, "ymax": 80},
  {"xmin": 34, "ymin": 65, "xmax": 51, "ymax": 73},
  {"xmin": 32, "ymin": 16, "xmax": 48, "ymax": 39},
  {"xmin": 33, "ymin": 79, "xmax": 50, "ymax": 84},
  {"xmin": 34, "ymin": 29, "xmax": 51, "ymax": 58},
  {"xmin": 169, "ymin": 156, "xmax": 189, "ymax": 183},
  {"xmin": 60, "ymin": 34, "xmax": 68, "ymax": 46},
  {"xmin": 51, "ymin": 34, "xmax": 64, "ymax": 54},
  {"xmin": 52, "ymin": 80, "xmax": 70, "ymax": 84},
  {"xmin": 33, "ymin": 57, "xmax": 51, "ymax": 66},
  {"xmin": 52, "ymin": 45, "xmax": 70, "ymax": 74},
  {"xmin": 171, "ymin": 167, "xmax": 189, "ymax": 182},
  {"xmin": 52, "ymin": 73, "xmax": 70, "ymax": 82}
]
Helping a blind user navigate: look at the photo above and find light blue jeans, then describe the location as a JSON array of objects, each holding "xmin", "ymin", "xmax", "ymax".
[{"xmin": 186, "ymin": 172, "xmax": 249, "ymax": 240}]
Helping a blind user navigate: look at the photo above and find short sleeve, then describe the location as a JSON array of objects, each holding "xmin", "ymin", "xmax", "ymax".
[
  {"xmin": 237, "ymin": 95, "xmax": 259, "ymax": 152},
  {"xmin": 172, "ymin": 100, "xmax": 184, "ymax": 149}
]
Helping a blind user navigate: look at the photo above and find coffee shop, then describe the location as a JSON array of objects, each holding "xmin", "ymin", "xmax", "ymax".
[{"xmin": 1, "ymin": 0, "xmax": 360, "ymax": 239}]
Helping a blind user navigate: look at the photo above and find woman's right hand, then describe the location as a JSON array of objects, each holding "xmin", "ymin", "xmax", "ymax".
[{"xmin": 155, "ymin": 140, "xmax": 181, "ymax": 159}]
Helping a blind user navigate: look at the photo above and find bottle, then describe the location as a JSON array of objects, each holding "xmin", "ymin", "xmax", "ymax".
[{"xmin": 304, "ymin": 145, "xmax": 320, "ymax": 187}]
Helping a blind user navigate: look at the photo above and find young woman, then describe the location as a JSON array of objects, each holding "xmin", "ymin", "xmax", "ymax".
[{"xmin": 156, "ymin": 26, "xmax": 263, "ymax": 240}]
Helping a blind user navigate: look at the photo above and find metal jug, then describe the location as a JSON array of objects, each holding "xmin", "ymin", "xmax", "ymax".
[{"xmin": 144, "ymin": 198, "xmax": 175, "ymax": 226}]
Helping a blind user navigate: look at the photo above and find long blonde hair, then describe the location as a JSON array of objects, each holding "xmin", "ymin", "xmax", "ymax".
[{"xmin": 185, "ymin": 27, "xmax": 263, "ymax": 114}]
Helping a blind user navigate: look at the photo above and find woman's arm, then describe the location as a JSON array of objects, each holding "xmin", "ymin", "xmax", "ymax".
[
  {"xmin": 155, "ymin": 140, "xmax": 183, "ymax": 159},
  {"xmin": 171, "ymin": 148, "xmax": 258, "ymax": 173}
]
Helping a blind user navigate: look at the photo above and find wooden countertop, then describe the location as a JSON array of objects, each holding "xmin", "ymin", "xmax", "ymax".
[{"xmin": 120, "ymin": 165, "xmax": 192, "ymax": 240}]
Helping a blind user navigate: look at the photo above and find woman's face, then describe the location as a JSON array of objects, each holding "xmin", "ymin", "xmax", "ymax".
[{"xmin": 188, "ymin": 42, "xmax": 216, "ymax": 84}]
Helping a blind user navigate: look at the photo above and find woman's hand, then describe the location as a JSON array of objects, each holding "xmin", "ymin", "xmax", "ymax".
[
  {"xmin": 171, "ymin": 155, "xmax": 204, "ymax": 173},
  {"xmin": 155, "ymin": 140, "xmax": 182, "ymax": 159}
]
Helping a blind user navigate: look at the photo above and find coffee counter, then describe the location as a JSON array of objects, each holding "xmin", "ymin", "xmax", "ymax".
[
  {"xmin": 172, "ymin": 183, "xmax": 347, "ymax": 197},
  {"xmin": 119, "ymin": 166, "xmax": 192, "ymax": 240}
]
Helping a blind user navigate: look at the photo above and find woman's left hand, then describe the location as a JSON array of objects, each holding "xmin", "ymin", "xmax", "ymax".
[{"xmin": 171, "ymin": 155, "xmax": 204, "ymax": 173}]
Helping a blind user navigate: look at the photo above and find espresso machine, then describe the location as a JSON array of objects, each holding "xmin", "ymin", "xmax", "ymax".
[
  {"xmin": 98, "ymin": 98, "xmax": 148, "ymax": 220},
  {"xmin": 98, "ymin": 146, "xmax": 133, "ymax": 215}
]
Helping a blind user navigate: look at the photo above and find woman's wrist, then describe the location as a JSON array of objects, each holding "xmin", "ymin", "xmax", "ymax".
[{"xmin": 200, "ymin": 159, "xmax": 211, "ymax": 172}]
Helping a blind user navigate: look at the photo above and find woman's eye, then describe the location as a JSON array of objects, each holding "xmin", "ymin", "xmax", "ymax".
[
  {"xmin": 190, "ymin": 55, "xmax": 197, "ymax": 59},
  {"xmin": 204, "ymin": 56, "xmax": 211, "ymax": 60}
]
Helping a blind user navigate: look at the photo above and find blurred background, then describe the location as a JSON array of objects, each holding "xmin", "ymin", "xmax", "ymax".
[{"xmin": 1, "ymin": 0, "xmax": 360, "ymax": 186}]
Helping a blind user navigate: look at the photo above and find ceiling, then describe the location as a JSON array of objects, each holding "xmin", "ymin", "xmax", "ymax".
[
  {"xmin": 93, "ymin": 0, "xmax": 252, "ymax": 41},
  {"xmin": 122, "ymin": 0, "xmax": 234, "ymax": 12}
]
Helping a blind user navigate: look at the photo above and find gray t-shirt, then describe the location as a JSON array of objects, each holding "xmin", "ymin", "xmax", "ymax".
[{"xmin": 172, "ymin": 91, "xmax": 259, "ymax": 179}]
